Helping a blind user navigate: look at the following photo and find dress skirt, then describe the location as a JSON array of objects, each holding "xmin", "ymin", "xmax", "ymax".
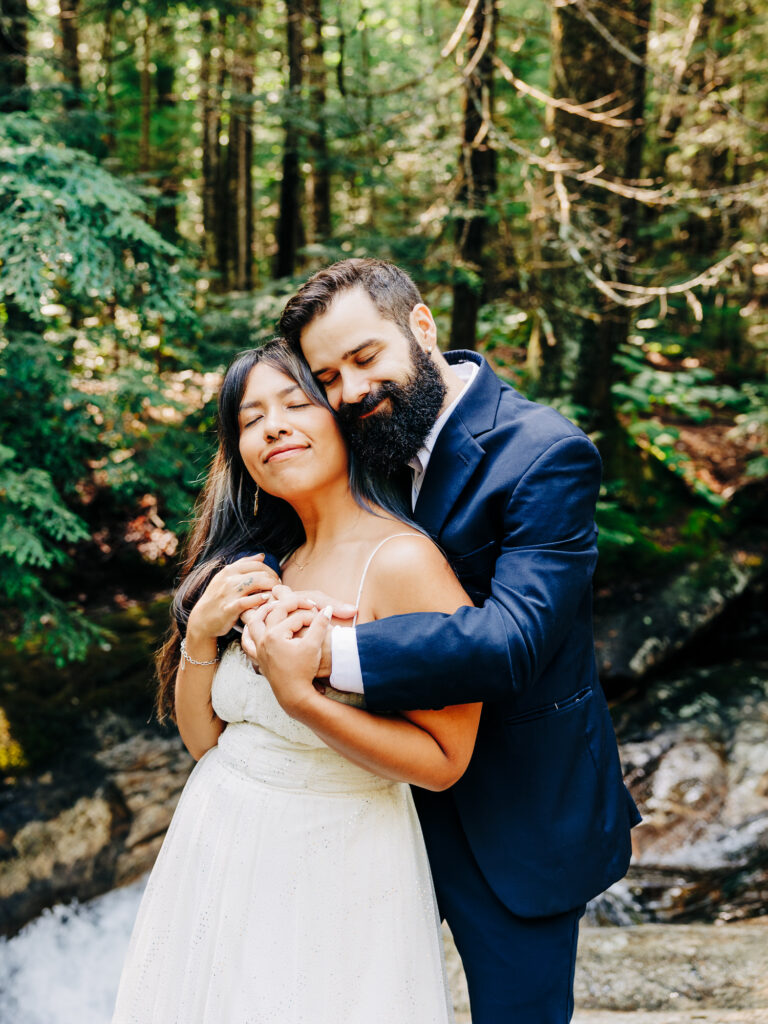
[{"xmin": 112, "ymin": 720, "xmax": 454, "ymax": 1024}]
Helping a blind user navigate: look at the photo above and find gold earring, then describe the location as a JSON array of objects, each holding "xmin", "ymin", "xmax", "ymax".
[{"xmin": 253, "ymin": 487, "xmax": 259, "ymax": 516}]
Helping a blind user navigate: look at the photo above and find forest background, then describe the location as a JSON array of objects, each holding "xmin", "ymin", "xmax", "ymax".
[{"xmin": 0, "ymin": 0, "xmax": 767, "ymax": 779}]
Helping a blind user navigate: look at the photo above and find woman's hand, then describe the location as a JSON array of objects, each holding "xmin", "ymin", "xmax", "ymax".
[
  {"xmin": 186, "ymin": 554, "xmax": 279, "ymax": 642},
  {"xmin": 241, "ymin": 584, "xmax": 354, "ymax": 677},
  {"xmin": 241, "ymin": 598, "xmax": 332, "ymax": 719}
]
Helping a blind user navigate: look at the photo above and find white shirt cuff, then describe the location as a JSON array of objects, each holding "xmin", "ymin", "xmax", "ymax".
[{"xmin": 329, "ymin": 626, "xmax": 365, "ymax": 694}]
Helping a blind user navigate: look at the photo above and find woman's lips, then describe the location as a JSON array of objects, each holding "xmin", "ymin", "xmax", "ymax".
[{"xmin": 265, "ymin": 445, "xmax": 308, "ymax": 463}]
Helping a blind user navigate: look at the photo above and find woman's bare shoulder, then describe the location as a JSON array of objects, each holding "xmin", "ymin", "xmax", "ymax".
[{"xmin": 365, "ymin": 529, "xmax": 469, "ymax": 618}]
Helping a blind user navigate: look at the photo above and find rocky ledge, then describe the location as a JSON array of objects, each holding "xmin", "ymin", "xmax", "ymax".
[
  {"xmin": 0, "ymin": 715, "xmax": 192, "ymax": 937},
  {"xmin": 598, "ymin": 658, "xmax": 768, "ymax": 925},
  {"xmin": 594, "ymin": 544, "xmax": 766, "ymax": 684}
]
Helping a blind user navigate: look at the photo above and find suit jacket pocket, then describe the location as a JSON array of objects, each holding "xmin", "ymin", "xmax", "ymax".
[
  {"xmin": 500, "ymin": 686, "xmax": 601, "ymax": 844},
  {"xmin": 504, "ymin": 686, "xmax": 592, "ymax": 726}
]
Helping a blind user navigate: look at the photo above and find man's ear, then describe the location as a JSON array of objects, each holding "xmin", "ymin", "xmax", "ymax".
[{"xmin": 409, "ymin": 303, "xmax": 437, "ymax": 352}]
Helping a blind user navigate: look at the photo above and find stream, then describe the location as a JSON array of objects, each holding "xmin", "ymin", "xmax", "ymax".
[{"xmin": 0, "ymin": 877, "xmax": 146, "ymax": 1023}]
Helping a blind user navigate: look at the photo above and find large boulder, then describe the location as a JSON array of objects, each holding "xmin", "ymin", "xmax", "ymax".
[
  {"xmin": 0, "ymin": 715, "xmax": 192, "ymax": 937},
  {"xmin": 594, "ymin": 547, "xmax": 766, "ymax": 683},
  {"xmin": 595, "ymin": 660, "xmax": 768, "ymax": 923}
]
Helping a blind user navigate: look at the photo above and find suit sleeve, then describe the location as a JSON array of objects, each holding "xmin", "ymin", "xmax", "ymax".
[{"xmin": 358, "ymin": 434, "xmax": 602, "ymax": 712}]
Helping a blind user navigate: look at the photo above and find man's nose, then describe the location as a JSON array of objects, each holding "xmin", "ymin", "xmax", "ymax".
[{"xmin": 339, "ymin": 370, "xmax": 371, "ymax": 408}]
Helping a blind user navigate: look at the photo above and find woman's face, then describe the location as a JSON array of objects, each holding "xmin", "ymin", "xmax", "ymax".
[{"xmin": 238, "ymin": 362, "xmax": 349, "ymax": 501}]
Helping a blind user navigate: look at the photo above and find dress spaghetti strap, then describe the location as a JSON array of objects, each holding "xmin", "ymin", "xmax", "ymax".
[{"xmin": 352, "ymin": 533, "xmax": 430, "ymax": 626}]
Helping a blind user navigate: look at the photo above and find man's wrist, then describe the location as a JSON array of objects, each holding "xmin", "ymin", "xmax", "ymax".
[{"xmin": 328, "ymin": 625, "xmax": 364, "ymax": 694}]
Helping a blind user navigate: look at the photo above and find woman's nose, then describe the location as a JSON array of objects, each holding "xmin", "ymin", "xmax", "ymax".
[{"xmin": 262, "ymin": 411, "xmax": 292, "ymax": 440}]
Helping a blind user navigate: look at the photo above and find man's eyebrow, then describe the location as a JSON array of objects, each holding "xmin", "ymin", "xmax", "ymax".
[
  {"xmin": 239, "ymin": 384, "xmax": 300, "ymax": 412},
  {"xmin": 312, "ymin": 339, "xmax": 379, "ymax": 376}
]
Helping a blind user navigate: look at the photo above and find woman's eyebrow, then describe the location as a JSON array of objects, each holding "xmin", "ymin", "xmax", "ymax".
[{"xmin": 239, "ymin": 384, "xmax": 300, "ymax": 412}]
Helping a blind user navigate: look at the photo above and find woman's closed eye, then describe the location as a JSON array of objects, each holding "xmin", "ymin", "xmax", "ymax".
[{"xmin": 243, "ymin": 403, "xmax": 309, "ymax": 428}]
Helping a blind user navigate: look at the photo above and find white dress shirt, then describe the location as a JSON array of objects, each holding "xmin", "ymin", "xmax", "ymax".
[{"xmin": 330, "ymin": 361, "xmax": 479, "ymax": 694}]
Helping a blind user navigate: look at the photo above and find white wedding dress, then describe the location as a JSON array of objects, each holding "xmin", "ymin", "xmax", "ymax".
[{"xmin": 112, "ymin": 634, "xmax": 454, "ymax": 1021}]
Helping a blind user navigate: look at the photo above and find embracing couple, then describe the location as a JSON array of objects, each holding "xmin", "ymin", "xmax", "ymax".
[{"xmin": 112, "ymin": 259, "xmax": 640, "ymax": 1024}]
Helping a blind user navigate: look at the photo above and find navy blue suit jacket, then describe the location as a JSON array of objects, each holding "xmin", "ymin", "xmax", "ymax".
[{"xmin": 357, "ymin": 351, "xmax": 640, "ymax": 918}]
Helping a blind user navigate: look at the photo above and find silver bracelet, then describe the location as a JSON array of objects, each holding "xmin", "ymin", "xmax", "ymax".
[{"xmin": 180, "ymin": 636, "xmax": 220, "ymax": 667}]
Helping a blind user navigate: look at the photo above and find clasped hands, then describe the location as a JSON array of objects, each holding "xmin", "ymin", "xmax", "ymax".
[{"xmin": 240, "ymin": 583, "xmax": 355, "ymax": 719}]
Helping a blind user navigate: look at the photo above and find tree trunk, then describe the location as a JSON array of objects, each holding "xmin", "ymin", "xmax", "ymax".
[
  {"xmin": 229, "ymin": 7, "xmax": 257, "ymax": 290},
  {"xmin": 274, "ymin": 0, "xmax": 304, "ymax": 278},
  {"xmin": 200, "ymin": 9, "xmax": 220, "ymax": 275},
  {"xmin": 536, "ymin": 0, "xmax": 650, "ymax": 463},
  {"xmin": 58, "ymin": 0, "xmax": 81, "ymax": 108},
  {"xmin": 102, "ymin": 7, "xmax": 116, "ymax": 152},
  {"xmin": 305, "ymin": 0, "xmax": 331, "ymax": 243},
  {"xmin": 360, "ymin": 8, "xmax": 377, "ymax": 231},
  {"xmin": 0, "ymin": 0, "xmax": 29, "ymax": 112},
  {"xmin": 139, "ymin": 17, "xmax": 152, "ymax": 173},
  {"xmin": 154, "ymin": 22, "xmax": 179, "ymax": 245},
  {"xmin": 213, "ymin": 10, "xmax": 231, "ymax": 288},
  {"xmin": 448, "ymin": 0, "xmax": 498, "ymax": 352}
]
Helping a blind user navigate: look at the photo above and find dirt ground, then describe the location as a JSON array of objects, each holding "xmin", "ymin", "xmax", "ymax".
[{"xmin": 444, "ymin": 920, "xmax": 768, "ymax": 1024}]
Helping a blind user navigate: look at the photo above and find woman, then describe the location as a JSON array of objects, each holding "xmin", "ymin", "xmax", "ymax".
[{"xmin": 112, "ymin": 340, "xmax": 480, "ymax": 1024}]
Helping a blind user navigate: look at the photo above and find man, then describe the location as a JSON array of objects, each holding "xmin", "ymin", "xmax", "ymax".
[{"xmin": 248, "ymin": 258, "xmax": 639, "ymax": 1023}]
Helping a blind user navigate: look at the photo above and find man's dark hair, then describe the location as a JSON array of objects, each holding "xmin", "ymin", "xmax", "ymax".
[{"xmin": 278, "ymin": 258, "xmax": 423, "ymax": 349}]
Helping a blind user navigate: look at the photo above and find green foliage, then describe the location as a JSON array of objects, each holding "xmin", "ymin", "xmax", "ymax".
[
  {"xmin": 595, "ymin": 495, "xmax": 662, "ymax": 569},
  {"xmin": 0, "ymin": 113, "xmax": 189, "ymax": 328},
  {"xmin": 0, "ymin": 115, "xmax": 201, "ymax": 661},
  {"xmin": 745, "ymin": 454, "xmax": 768, "ymax": 479},
  {"xmin": 613, "ymin": 346, "xmax": 750, "ymax": 424},
  {"xmin": 1, "ymin": 0, "xmax": 764, "ymax": 650},
  {"xmin": 0, "ymin": 444, "xmax": 108, "ymax": 664},
  {"xmin": 612, "ymin": 326, "xmax": 768, "ymax": 507},
  {"xmin": 0, "ymin": 331, "xmax": 102, "ymax": 492}
]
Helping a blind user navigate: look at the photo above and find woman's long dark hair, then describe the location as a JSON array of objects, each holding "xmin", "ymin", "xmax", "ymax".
[{"xmin": 155, "ymin": 338, "xmax": 412, "ymax": 722}]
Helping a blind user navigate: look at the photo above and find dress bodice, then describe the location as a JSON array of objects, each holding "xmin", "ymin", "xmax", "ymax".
[
  {"xmin": 212, "ymin": 644, "xmax": 326, "ymax": 748},
  {"xmin": 210, "ymin": 644, "xmax": 398, "ymax": 794}
]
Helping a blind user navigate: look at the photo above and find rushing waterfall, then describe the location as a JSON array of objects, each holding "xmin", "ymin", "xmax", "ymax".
[{"xmin": 0, "ymin": 877, "xmax": 146, "ymax": 1024}]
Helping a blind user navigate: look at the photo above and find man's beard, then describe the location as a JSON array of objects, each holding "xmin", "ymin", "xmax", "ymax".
[{"xmin": 336, "ymin": 342, "xmax": 447, "ymax": 477}]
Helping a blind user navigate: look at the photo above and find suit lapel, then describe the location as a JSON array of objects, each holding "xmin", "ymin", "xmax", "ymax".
[
  {"xmin": 414, "ymin": 420, "xmax": 484, "ymax": 537},
  {"xmin": 413, "ymin": 352, "xmax": 503, "ymax": 537}
]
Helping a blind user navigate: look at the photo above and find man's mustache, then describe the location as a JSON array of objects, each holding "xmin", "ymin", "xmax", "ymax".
[{"xmin": 338, "ymin": 384, "xmax": 396, "ymax": 422}]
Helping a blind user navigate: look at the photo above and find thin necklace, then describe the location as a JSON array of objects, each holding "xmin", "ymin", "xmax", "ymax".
[{"xmin": 287, "ymin": 548, "xmax": 311, "ymax": 571}]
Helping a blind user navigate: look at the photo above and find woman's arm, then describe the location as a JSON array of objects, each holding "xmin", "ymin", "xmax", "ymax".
[
  {"xmin": 175, "ymin": 555, "xmax": 275, "ymax": 759},
  {"xmin": 174, "ymin": 631, "xmax": 225, "ymax": 760},
  {"xmin": 251, "ymin": 536, "xmax": 482, "ymax": 791}
]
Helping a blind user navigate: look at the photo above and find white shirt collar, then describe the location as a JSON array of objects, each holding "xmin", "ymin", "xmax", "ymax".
[{"xmin": 409, "ymin": 359, "xmax": 479, "ymax": 486}]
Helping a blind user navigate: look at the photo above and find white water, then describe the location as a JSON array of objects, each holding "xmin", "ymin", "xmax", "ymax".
[{"xmin": 0, "ymin": 877, "xmax": 146, "ymax": 1024}]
